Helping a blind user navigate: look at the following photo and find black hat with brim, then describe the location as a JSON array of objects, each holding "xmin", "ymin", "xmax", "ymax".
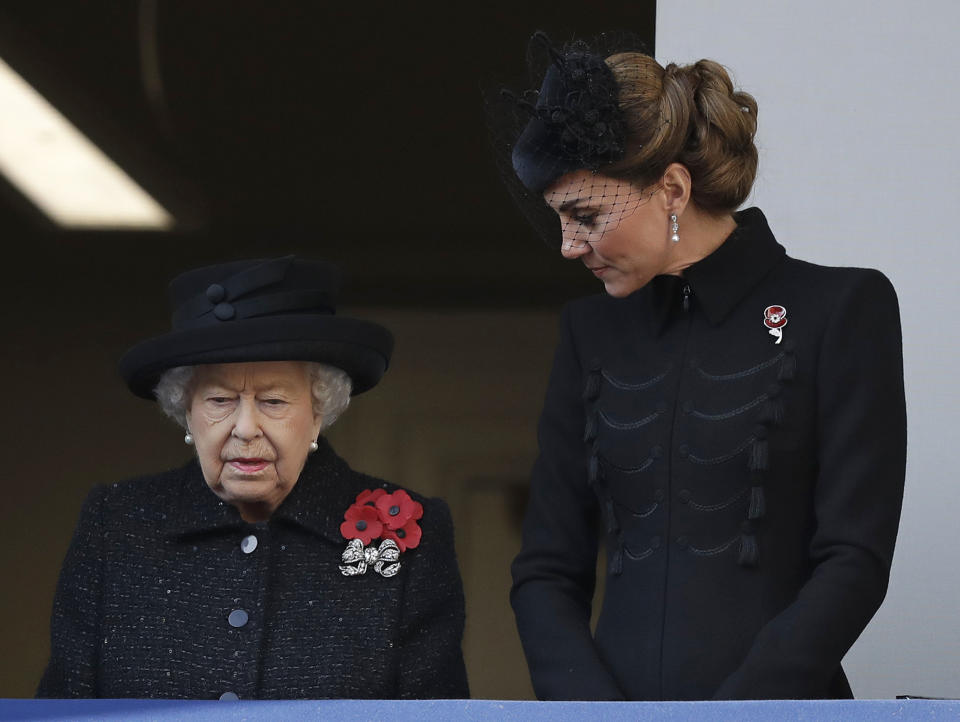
[{"xmin": 118, "ymin": 256, "xmax": 393, "ymax": 399}]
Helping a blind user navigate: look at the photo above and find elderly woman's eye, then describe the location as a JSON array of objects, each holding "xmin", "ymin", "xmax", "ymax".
[
  {"xmin": 208, "ymin": 396, "xmax": 233, "ymax": 404},
  {"xmin": 263, "ymin": 398, "xmax": 287, "ymax": 406}
]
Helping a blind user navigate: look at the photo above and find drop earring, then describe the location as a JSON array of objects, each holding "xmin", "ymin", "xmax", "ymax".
[
  {"xmin": 184, "ymin": 433, "xmax": 194, "ymax": 445},
  {"xmin": 670, "ymin": 214, "xmax": 680, "ymax": 243}
]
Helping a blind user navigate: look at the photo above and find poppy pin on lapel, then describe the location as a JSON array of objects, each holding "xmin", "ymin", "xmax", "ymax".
[{"xmin": 763, "ymin": 305, "xmax": 788, "ymax": 344}]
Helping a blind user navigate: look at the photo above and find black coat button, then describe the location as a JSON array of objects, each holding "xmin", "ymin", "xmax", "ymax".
[
  {"xmin": 219, "ymin": 691, "xmax": 239, "ymax": 701},
  {"xmin": 214, "ymin": 302, "xmax": 235, "ymax": 321},
  {"xmin": 228, "ymin": 609, "xmax": 249, "ymax": 628},
  {"xmin": 678, "ymin": 444, "xmax": 690, "ymax": 458},
  {"xmin": 676, "ymin": 536, "xmax": 689, "ymax": 550},
  {"xmin": 206, "ymin": 283, "xmax": 226, "ymax": 303},
  {"xmin": 653, "ymin": 489, "xmax": 665, "ymax": 503},
  {"xmin": 678, "ymin": 489, "xmax": 691, "ymax": 503}
]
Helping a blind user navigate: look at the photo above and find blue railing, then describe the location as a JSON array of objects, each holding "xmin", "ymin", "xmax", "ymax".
[{"xmin": 1, "ymin": 698, "xmax": 958, "ymax": 721}]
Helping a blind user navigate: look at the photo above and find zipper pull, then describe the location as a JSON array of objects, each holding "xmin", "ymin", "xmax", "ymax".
[{"xmin": 682, "ymin": 283, "xmax": 691, "ymax": 312}]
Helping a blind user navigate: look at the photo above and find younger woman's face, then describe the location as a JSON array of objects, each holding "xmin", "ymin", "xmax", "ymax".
[{"xmin": 544, "ymin": 170, "xmax": 673, "ymax": 298}]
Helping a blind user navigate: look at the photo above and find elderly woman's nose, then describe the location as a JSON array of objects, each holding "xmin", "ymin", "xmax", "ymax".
[{"xmin": 231, "ymin": 399, "xmax": 263, "ymax": 440}]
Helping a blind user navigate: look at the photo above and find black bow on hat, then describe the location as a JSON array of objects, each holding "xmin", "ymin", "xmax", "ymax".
[{"xmin": 119, "ymin": 256, "xmax": 393, "ymax": 399}]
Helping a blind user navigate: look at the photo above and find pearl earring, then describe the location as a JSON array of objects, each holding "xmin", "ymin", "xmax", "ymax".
[
  {"xmin": 670, "ymin": 214, "xmax": 680, "ymax": 243},
  {"xmin": 309, "ymin": 440, "xmax": 319, "ymax": 452},
  {"xmin": 184, "ymin": 433, "xmax": 194, "ymax": 445}
]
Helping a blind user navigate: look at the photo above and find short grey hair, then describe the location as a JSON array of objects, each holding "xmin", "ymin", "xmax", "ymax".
[{"xmin": 155, "ymin": 361, "xmax": 352, "ymax": 432}]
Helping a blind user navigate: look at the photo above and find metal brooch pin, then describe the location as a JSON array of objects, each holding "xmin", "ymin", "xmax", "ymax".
[{"xmin": 763, "ymin": 305, "xmax": 788, "ymax": 344}]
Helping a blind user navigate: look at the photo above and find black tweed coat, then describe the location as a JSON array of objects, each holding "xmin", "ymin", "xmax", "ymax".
[
  {"xmin": 37, "ymin": 438, "xmax": 469, "ymax": 699},
  {"xmin": 511, "ymin": 208, "xmax": 906, "ymax": 700}
]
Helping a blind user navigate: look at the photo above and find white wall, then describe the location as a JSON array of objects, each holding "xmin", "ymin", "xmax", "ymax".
[{"xmin": 657, "ymin": 0, "xmax": 960, "ymax": 698}]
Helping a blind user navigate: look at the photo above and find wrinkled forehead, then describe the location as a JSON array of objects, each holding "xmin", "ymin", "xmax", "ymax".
[
  {"xmin": 543, "ymin": 170, "xmax": 645, "ymax": 211},
  {"xmin": 193, "ymin": 361, "xmax": 311, "ymax": 391}
]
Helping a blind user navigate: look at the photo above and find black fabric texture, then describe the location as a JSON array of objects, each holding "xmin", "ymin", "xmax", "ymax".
[
  {"xmin": 510, "ymin": 207, "xmax": 907, "ymax": 700},
  {"xmin": 37, "ymin": 438, "xmax": 469, "ymax": 700}
]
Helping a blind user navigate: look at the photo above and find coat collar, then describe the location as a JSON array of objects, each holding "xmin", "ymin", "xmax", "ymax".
[
  {"xmin": 643, "ymin": 207, "xmax": 786, "ymax": 334},
  {"xmin": 165, "ymin": 437, "xmax": 359, "ymax": 545}
]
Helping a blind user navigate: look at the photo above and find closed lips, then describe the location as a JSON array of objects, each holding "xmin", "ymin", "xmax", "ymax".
[{"xmin": 229, "ymin": 458, "xmax": 271, "ymax": 472}]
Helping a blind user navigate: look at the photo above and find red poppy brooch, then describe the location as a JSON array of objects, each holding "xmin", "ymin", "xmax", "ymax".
[
  {"xmin": 339, "ymin": 488, "xmax": 424, "ymax": 577},
  {"xmin": 763, "ymin": 305, "xmax": 788, "ymax": 344}
]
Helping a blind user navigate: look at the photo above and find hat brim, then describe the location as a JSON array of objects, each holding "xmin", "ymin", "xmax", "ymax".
[{"xmin": 119, "ymin": 315, "xmax": 393, "ymax": 399}]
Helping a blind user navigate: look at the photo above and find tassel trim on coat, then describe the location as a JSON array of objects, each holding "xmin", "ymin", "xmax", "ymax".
[{"xmin": 738, "ymin": 523, "xmax": 759, "ymax": 567}]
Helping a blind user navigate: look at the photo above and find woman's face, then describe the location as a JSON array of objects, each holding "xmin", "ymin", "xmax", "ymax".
[
  {"xmin": 544, "ymin": 169, "xmax": 673, "ymax": 298},
  {"xmin": 185, "ymin": 360, "xmax": 323, "ymax": 521}
]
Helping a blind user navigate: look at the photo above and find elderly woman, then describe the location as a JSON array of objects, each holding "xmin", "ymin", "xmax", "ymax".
[
  {"xmin": 37, "ymin": 256, "xmax": 469, "ymax": 700},
  {"xmin": 498, "ymin": 34, "xmax": 906, "ymax": 700}
]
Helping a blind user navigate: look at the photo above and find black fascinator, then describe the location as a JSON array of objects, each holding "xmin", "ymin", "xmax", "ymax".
[
  {"xmin": 489, "ymin": 31, "xmax": 650, "ymax": 247},
  {"xmin": 510, "ymin": 32, "xmax": 627, "ymax": 193}
]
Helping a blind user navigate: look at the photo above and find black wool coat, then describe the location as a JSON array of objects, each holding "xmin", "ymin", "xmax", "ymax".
[
  {"xmin": 38, "ymin": 438, "xmax": 469, "ymax": 700},
  {"xmin": 511, "ymin": 208, "xmax": 906, "ymax": 701}
]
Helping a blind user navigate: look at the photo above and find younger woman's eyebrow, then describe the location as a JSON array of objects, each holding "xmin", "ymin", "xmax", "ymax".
[{"xmin": 559, "ymin": 198, "xmax": 590, "ymax": 211}]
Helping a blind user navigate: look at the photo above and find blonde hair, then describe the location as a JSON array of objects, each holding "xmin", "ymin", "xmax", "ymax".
[{"xmin": 603, "ymin": 53, "xmax": 758, "ymax": 213}]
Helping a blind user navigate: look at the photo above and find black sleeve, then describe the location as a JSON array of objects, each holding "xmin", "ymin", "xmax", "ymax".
[
  {"xmin": 510, "ymin": 306, "xmax": 625, "ymax": 700},
  {"xmin": 396, "ymin": 497, "xmax": 470, "ymax": 699},
  {"xmin": 715, "ymin": 270, "xmax": 907, "ymax": 699},
  {"xmin": 36, "ymin": 485, "xmax": 108, "ymax": 698}
]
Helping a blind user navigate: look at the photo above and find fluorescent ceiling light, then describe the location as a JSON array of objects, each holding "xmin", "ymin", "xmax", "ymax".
[{"xmin": 0, "ymin": 56, "xmax": 174, "ymax": 229}]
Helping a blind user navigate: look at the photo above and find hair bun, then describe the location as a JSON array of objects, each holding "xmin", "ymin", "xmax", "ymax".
[
  {"xmin": 603, "ymin": 54, "xmax": 759, "ymax": 213},
  {"xmin": 682, "ymin": 59, "xmax": 758, "ymax": 211}
]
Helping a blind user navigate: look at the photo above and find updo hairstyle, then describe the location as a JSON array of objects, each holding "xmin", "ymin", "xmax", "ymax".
[{"xmin": 602, "ymin": 54, "xmax": 758, "ymax": 214}]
